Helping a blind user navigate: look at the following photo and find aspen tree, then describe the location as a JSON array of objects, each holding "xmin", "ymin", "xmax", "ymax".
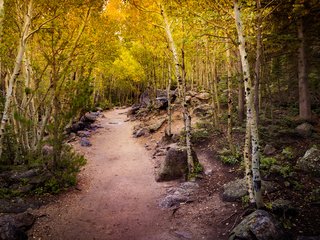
[
  {"xmin": 233, "ymin": 0, "xmax": 263, "ymax": 208},
  {"xmin": 0, "ymin": 0, "xmax": 33, "ymax": 160},
  {"xmin": 160, "ymin": 4, "xmax": 195, "ymax": 174},
  {"xmin": 226, "ymin": 37, "xmax": 235, "ymax": 154}
]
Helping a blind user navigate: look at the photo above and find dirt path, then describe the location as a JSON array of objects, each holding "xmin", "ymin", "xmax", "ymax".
[{"xmin": 29, "ymin": 109, "xmax": 176, "ymax": 240}]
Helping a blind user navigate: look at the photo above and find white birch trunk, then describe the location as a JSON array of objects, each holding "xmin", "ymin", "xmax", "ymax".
[
  {"xmin": 234, "ymin": 0, "xmax": 263, "ymax": 208},
  {"xmin": 161, "ymin": 5, "xmax": 195, "ymax": 173},
  {"xmin": 166, "ymin": 64, "xmax": 172, "ymax": 136},
  {"xmin": 254, "ymin": 0, "xmax": 262, "ymax": 123},
  {"xmin": 226, "ymin": 38, "xmax": 235, "ymax": 154},
  {"xmin": 0, "ymin": 0, "xmax": 33, "ymax": 160}
]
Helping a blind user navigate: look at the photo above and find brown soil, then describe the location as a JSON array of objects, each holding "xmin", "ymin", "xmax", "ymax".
[{"xmin": 28, "ymin": 108, "xmax": 238, "ymax": 240}]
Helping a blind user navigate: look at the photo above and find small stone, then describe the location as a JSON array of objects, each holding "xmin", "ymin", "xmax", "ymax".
[
  {"xmin": 174, "ymin": 230, "xmax": 193, "ymax": 239},
  {"xmin": 80, "ymin": 137, "xmax": 92, "ymax": 147}
]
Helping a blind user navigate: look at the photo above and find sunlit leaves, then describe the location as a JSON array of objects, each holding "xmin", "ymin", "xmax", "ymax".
[{"xmin": 110, "ymin": 46, "xmax": 145, "ymax": 83}]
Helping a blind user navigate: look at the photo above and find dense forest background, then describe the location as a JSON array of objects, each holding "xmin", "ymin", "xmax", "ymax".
[{"xmin": 0, "ymin": 0, "xmax": 319, "ymax": 199}]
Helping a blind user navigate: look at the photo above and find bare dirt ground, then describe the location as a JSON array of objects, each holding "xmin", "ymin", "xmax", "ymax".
[{"xmin": 28, "ymin": 108, "xmax": 238, "ymax": 240}]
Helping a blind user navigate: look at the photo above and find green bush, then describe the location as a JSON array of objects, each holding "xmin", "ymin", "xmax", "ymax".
[
  {"xmin": 281, "ymin": 147, "xmax": 294, "ymax": 160},
  {"xmin": 219, "ymin": 148, "xmax": 242, "ymax": 165},
  {"xmin": 260, "ymin": 156, "xmax": 277, "ymax": 170}
]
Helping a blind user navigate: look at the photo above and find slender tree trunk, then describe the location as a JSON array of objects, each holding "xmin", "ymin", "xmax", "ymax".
[
  {"xmin": 297, "ymin": 17, "xmax": 311, "ymax": 120},
  {"xmin": 226, "ymin": 38, "xmax": 235, "ymax": 154},
  {"xmin": 161, "ymin": 5, "xmax": 195, "ymax": 174},
  {"xmin": 243, "ymin": 120, "xmax": 254, "ymax": 203},
  {"xmin": 237, "ymin": 58, "xmax": 245, "ymax": 123},
  {"xmin": 234, "ymin": 0, "xmax": 264, "ymax": 209},
  {"xmin": 254, "ymin": 0, "xmax": 262, "ymax": 124},
  {"xmin": 212, "ymin": 58, "xmax": 221, "ymax": 116},
  {"xmin": 166, "ymin": 64, "xmax": 172, "ymax": 136},
  {"xmin": 0, "ymin": 0, "xmax": 33, "ymax": 160}
]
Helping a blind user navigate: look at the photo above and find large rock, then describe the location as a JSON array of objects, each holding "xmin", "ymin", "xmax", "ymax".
[
  {"xmin": 155, "ymin": 144, "xmax": 199, "ymax": 182},
  {"xmin": 159, "ymin": 194, "xmax": 190, "ymax": 208},
  {"xmin": 223, "ymin": 178, "xmax": 248, "ymax": 202},
  {"xmin": 154, "ymin": 97, "xmax": 168, "ymax": 110},
  {"xmin": 80, "ymin": 112, "xmax": 97, "ymax": 123},
  {"xmin": 223, "ymin": 178, "xmax": 280, "ymax": 202},
  {"xmin": 229, "ymin": 210, "xmax": 288, "ymax": 240},
  {"xmin": 296, "ymin": 122, "xmax": 313, "ymax": 137},
  {"xmin": 139, "ymin": 89, "xmax": 151, "ymax": 107},
  {"xmin": 148, "ymin": 119, "xmax": 166, "ymax": 133},
  {"xmin": 296, "ymin": 147, "xmax": 320, "ymax": 176},
  {"xmin": 0, "ymin": 212, "xmax": 35, "ymax": 240},
  {"xmin": 133, "ymin": 128, "xmax": 148, "ymax": 138},
  {"xmin": 271, "ymin": 199, "xmax": 297, "ymax": 217},
  {"xmin": 159, "ymin": 182, "xmax": 199, "ymax": 208}
]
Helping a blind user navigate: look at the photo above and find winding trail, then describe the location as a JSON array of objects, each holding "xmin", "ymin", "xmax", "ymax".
[{"xmin": 29, "ymin": 109, "xmax": 175, "ymax": 240}]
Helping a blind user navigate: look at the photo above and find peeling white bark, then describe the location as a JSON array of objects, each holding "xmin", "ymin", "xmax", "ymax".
[
  {"xmin": 234, "ymin": 0, "xmax": 263, "ymax": 208},
  {"xmin": 161, "ymin": 4, "xmax": 194, "ymax": 173},
  {"xmin": 0, "ymin": 0, "xmax": 33, "ymax": 159}
]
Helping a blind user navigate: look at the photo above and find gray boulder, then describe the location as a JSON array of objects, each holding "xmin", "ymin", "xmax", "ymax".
[
  {"xmin": 0, "ymin": 213, "xmax": 35, "ymax": 240},
  {"xmin": 223, "ymin": 178, "xmax": 280, "ymax": 202},
  {"xmin": 159, "ymin": 182, "xmax": 198, "ymax": 208},
  {"xmin": 296, "ymin": 123, "xmax": 313, "ymax": 137},
  {"xmin": 155, "ymin": 144, "xmax": 199, "ymax": 182},
  {"xmin": 223, "ymin": 178, "xmax": 248, "ymax": 202},
  {"xmin": 82, "ymin": 112, "xmax": 97, "ymax": 123},
  {"xmin": 263, "ymin": 144, "xmax": 276, "ymax": 156},
  {"xmin": 229, "ymin": 210, "xmax": 287, "ymax": 240},
  {"xmin": 133, "ymin": 128, "xmax": 148, "ymax": 138},
  {"xmin": 159, "ymin": 194, "xmax": 189, "ymax": 208},
  {"xmin": 271, "ymin": 199, "xmax": 297, "ymax": 216},
  {"xmin": 148, "ymin": 119, "xmax": 166, "ymax": 133},
  {"xmin": 296, "ymin": 147, "xmax": 320, "ymax": 176}
]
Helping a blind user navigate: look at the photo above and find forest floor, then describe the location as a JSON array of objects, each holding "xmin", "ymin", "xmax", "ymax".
[
  {"xmin": 28, "ymin": 108, "xmax": 240, "ymax": 240},
  {"xmin": 28, "ymin": 106, "xmax": 320, "ymax": 240}
]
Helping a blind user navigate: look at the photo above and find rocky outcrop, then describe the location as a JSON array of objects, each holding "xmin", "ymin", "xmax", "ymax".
[
  {"xmin": 229, "ymin": 210, "xmax": 288, "ymax": 240},
  {"xmin": 0, "ymin": 212, "xmax": 35, "ymax": 240},
  {"xmin": 155, "ymin": 144, "xmax": 200, "ymax": 182},
  {"xmin": 296, "ymin": 147, "xmax": 320, "ymax": 176}
]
